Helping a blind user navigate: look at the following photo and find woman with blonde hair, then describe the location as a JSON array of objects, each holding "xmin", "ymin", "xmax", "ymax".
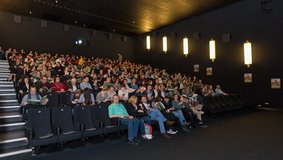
[{"xmin": 125, "ymin": 95, "xmax": 151, "ymax": 140}]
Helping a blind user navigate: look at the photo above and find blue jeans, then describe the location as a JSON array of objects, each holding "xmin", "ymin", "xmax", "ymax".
[
  {"xmin": 138, "ymin": 116, "xmax": 151, "ymax": 135},
  {"xmin": 172, "ymin": 110, "xmax": 187, "ymax": 126},
  {"xmin": 120, "ymin": 118, "xmax": 139, "ymax": 141},
  {"xmin": 148, "ymin": 109, "xmax": 167, "ymax": 133}
]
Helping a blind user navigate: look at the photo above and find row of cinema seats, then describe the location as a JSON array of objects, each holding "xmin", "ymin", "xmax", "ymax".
[
  {"xmin": 23, "ymin": 102, "xmax": 127, "ymax": 152},
  {"xmin": 202, "ymin": 94, "xmax": 257, "ymax": 115}
]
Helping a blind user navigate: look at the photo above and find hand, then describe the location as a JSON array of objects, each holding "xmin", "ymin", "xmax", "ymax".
[
  {"xmin": 19, "ymin": 90, "xmax": 24, "ymax": 94},
  {"xmin": 60, "ymin": 89, "xmax": 65, "ymax": 92},
  {"xmin": 138, "ymin": 110, "xmax": 144, "ymax": 113},
  {"xmin": 128, "ymin": 116, "xmax": 134, "ymax": 119}
]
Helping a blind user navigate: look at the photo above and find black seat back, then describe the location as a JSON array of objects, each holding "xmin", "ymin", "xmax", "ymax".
[
  {"xmin": 94, "ymin": 102, "xmax": 117, "ymax": 127},
  {"xmin": 73, "ymin": 106, "xmax": 96, "ymax": 130},
  {"xmin": 46, "ymin": 93, "xmax": 60, "ymax": 108},
  {"xmin": 27, "ymin": 108, "xmax": 52, "ymax": 138},
  {"xmin": 59, "ymin": 92, "xmax": 71, "ymax": 107},
  {"xmin": 51, "ymin": 107, "xmax": 76, "ymax": 133}
]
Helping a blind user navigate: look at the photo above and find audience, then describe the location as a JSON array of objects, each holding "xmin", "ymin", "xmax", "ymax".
[{"xmin": 0, "ymin": 46, "xmax": 233, "ymax": 143}]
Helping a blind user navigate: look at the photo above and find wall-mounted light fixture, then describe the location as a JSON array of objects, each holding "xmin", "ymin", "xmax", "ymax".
[
  {"xmin": 244, "ymin": 41, "xmax": 252, "ymax": 67},
  {"xmin": 163, "ymin": 36, "xmax": 167, "ymax": 53},
  {"xmin": 146, "ymin": 35, "xmax": 150, "ymax": 51},
  {"xmin": 183, "ymin": 37, "xmax": 189, "ymax": 57},
  {"xmin": 209, "ymin": 39, "xmax": 216, "ymax": 62}
]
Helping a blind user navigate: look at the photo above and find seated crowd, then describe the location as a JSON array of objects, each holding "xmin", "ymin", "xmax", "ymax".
[{"xmin": 1, "ymin": 47, "xmax": 230, "ymax": 145}]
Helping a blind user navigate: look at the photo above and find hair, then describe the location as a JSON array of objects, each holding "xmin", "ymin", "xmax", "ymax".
[
  {"xmin": 83, "ymin": 88, "xmax": 92, "ymax": 105},
  {"xmin": 128, "ymin": 95, "xmax": 138, "ymax": 104}
]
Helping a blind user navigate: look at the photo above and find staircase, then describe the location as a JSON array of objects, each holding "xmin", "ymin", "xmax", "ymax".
[{"xmin": 0, "ymin": 60, "xmax": 32, "ymax": 160}]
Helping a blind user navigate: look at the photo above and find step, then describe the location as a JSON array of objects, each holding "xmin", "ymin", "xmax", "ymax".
[
  {"xmin": 0, "ymin": 70, "xmax": 10, "ymax": 73},
  {"xmin": 0, "ymin": 84, "xmax": 14, "ymax": 88},
  {"xmin": 0, "ymin": 130, "xmax": 27, "ymax": 150},
  {"xmin": 0, "ymin": 95, "xmax": 18, "ymax": 100},
  {"xmin": 0, "ymin": 147, "xmax": 32, "ymax": 160},
  {"xmin": 0, "ymin": 78, "xmax": 8, "ymax": 81},
  {"xmin": 0, "ymin": 113, "xmax": 22, "ymax": 123},
  {"xmin": 0, "ymin": 89, "xmax": 15, "ymax": 91},
  {"xmin": 0, "ymin": 122, "xmax": 25, "ymax": 132},
  {"xmin": 0, "ymin": 75, "xmax": 9, "ymax": 78},
  {"xmin": 0, "ymin": 100, "xmax": 18, "ymax": 103},
  {"xmin": 0, "ymin": 106, "xmax": 20, "ymax": 112},
  {"xmin": 0, "ymin": 101, "xmax": 19, "ymax": 107},
  {"xmin": 0, "ymin": 81, "xmax": 13, "ymax": 84}
]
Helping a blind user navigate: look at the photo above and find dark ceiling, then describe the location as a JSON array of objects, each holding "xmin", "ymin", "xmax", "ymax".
[{"xmin": 0, "ymin": 0, "xmax": 240, "ymax": 36}]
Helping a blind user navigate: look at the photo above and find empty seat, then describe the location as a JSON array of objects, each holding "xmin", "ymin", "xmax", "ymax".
[
  {"xmin": 46, "ymin": 93, "xmax": 60, "ymax": 108},
  {"xmin": 26, "ymin": 108, "xmax": 57, "ymax": 147},
  {"xmin": 51, "ymin": 107, "xmax": 81, "ymax": 143},
  {"xmin": 73, "ymin": 106, "xmax": 102, "ymax": 138}
]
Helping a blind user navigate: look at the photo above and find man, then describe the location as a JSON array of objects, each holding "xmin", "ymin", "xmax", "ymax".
[
  {"xmin": 36, "ymin": 76, "xmax": 51, "ymax": 94},
  {"xmin": 139, "ymin": 96, "xmax": 175, "ymax": 138},
  {"xmin": 20, "ymin": 86, "xmax": 48, "ymax": 106},
  {"xmin": 108, "ymin": 95, "xmax": 140, "ymax": 145}
]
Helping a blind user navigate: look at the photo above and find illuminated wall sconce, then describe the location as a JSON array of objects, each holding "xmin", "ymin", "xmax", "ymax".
[
  {"xmin": 244, "ymin": 41, "xmax": 252, "ymax": 67},
  {"xmin": 209, "ymin": 39, "xmax": 216, "ymax": 62},
  {"xmin": 146, "ymin": 35, "xmax": 150, "ymax": 51},
  {"xmin": 163, "ymin": 36, "xmax": 167, "ymax": 53},
  {"xmin": 183, "ymin": 37, "xmax": 189, "ymax": 57}
]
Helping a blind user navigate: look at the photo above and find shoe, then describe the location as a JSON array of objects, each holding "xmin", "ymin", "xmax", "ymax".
[
  {"xmin": 128, "ymin": 140, "xmax": 139, "ymax": 145},
  {"xmin": 183, "ymin": 122, "xmax": 191, "ymax": 126},
  {"xmin": 162, "ymin": 133, "xmax": 171, "ymax": 139},
  {"xmin": 167, "ymin": 129, "xmax": 178, "ymax": 135},
  {"xmin": 142, "ymin": 135, "xmax": 152, "ymax": 140},
  {"xmin": 133, "ymin": 137, "xmax": 140, "ymax": 143},
  {"xmin": 182, "ymin": 127, "xmax": 191, "ymax": 133},
  {"xmin": 165, "ymin": 120, "xmax": 175, "ymax": 126},
  {"xmin": 199, "ymin": 123, "xmax": 208, "ymax": 128}
]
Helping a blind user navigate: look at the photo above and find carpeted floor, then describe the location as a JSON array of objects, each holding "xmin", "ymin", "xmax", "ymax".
[{"xmin": 25, "ymin": 108, "xmax": 283, "ymax": 160}]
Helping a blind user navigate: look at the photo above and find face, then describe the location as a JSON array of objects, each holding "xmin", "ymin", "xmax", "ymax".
[
  {"xmin": 30, "ymin": 87, "xmax": 36, "ymax": 95},
  {"xmin": 55, "ymin": 77, "xmax": 60, "ymax": 83},
  {"xmin": 113, "ymin": 96, "xmax": 119, "ymax": 103},
  {"xmin": 174, "ymin": 95, "xmax": 179, "ymax": 100},
  {"xmin": 141, "ymin": 97, "xmax": 147, "ymax": 103},
  {"xmin": 24, "ymin": 78, "xmax": 29, "ymax": 83}
]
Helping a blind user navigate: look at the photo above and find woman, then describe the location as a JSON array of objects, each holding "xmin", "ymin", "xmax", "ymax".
[
  {"xmin": 79, "ymin": 88, "xmax": 95, "ymax": 106},
  {"xmin": 70, "ymin": 89, "xmax": 82, "ymax": 105},
  {"xmin": 51, "ymin": 76, "xmax": 67, "ymax": 92},
  {"xmin": 18, "ymin": 76, "xmax": 33, "ymax": 99},
  {"xmin": 126, "ymin": 95, "xmax": 151, "ymax": 140}
]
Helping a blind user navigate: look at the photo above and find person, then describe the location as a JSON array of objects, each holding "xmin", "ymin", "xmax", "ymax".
[
  {"xmin": 139, "ymin": 96, "xmax": 174, "ymax": 139},
  {"xmin": 108, "ymin": 95, "xmax": 140, "ymax": 145},
  {"xmin": 118, "ymin": 85, "xmax": 135, "ymax": 101},
  {"xmin": 20, "ymin": 86, "xmax": 48, "ymax": 106},
  {"xmin": 181, "ymin": 95, "xmax": 207, "ymax": 128},
  {"xmin": 36, "ymin": 76, "xmax": 51, "ymax": 94},
  {"xmin": 215, "ymin": 85, "xmax": 228, "ymax": 96},
  {"xmin": 67, "ymin": 78, "xmax": 80, "ymax": 93},
  {"xmin": 18, "ymin": 76, "xmax": 32, "ymax": 99},
  {"xmin": 96, "ymin": 87, "xmax": 111, "ymax": 103},
  {"xmin": 51, "ymin": 76, "xmax": 67, "ymax": 92},
  {"xmin": 80, "ymin": 76, "xmax": 92, "ymax": 90},
  {"xmin": 162, "ymin": 96, "xmax": 191, "ymax": 132},
  {"xmin": 79, "ymin": 88, "xmax": 95, "ymax": 105},
  {"xmin": 125, "ymin": 95, "xmax": 151, "ymax": 140}
]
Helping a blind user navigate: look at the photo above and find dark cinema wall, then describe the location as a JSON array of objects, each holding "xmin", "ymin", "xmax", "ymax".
[
  {"xmin": 0, "ymin": 11, "xmax": 135, "ymax": 60},
  {"xmin": 134, "ymin": 0, "xmax": 283, "ymax": 106}
]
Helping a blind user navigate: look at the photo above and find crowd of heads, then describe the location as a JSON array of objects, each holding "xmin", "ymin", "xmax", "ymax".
[{"xmin": 1, "ymin": 47, "xmax": 228, "ymax": 105}]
